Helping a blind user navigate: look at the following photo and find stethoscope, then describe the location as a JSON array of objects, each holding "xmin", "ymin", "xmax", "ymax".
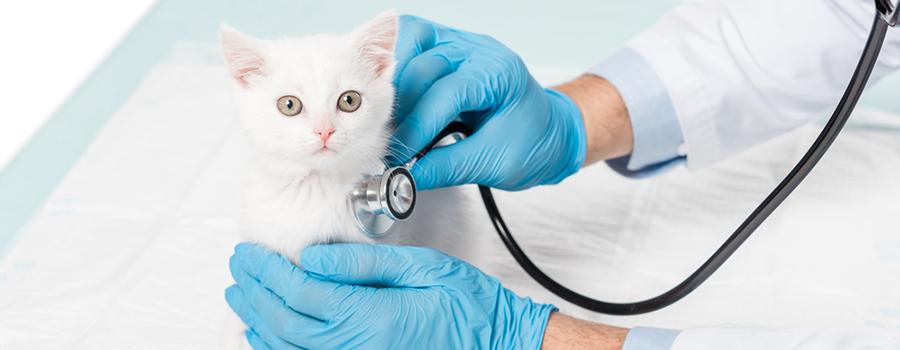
[
  {"xmin": 348, "ymin": 130, "xmax": 464, "ymax": 237},
  {"xmin": 349, "ymin": 166, "xmax": 416, "ymax": 236},
  {"xmin": 350, "ymin": 3, "xmax": 898, "ymax": 315}
]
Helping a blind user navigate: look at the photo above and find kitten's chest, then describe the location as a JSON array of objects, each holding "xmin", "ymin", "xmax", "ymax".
[{"xmin": 240, "ymin": 172, "xmax": 365, "ymax": 248}]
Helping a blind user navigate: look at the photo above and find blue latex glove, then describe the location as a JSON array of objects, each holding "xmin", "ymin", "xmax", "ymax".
[
  {"xmin": 390, "ymin": 15, "xmax": 587, "ymax": 191},
  {"xmin": 225, "ymin": 243, "xmax": 556, "ymax": 350}
]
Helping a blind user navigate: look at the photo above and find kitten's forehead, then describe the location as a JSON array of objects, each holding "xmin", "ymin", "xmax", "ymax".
[{"xmin": 265, "ymin": 34, "xmax": 367, "ymax": 94}]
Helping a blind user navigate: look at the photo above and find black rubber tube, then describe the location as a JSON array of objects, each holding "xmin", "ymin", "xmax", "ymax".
[{"xmin": 420, "ymin": 13, "xmax": 890, "ymax": 315}]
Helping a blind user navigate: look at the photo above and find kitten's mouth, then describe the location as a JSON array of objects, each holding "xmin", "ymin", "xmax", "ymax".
[{"xmin": 313, "ymin": 147, "xmax": 336, "ymax": 155}]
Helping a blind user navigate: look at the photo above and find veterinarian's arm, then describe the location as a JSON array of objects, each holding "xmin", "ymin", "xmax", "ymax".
[
  {"xmin": 541, "ymin": 313, "xmax": 628, "ymax": 350},
  {"xmin": 552, "ymin": 75, "xmax": 632, "ymax": 166}
]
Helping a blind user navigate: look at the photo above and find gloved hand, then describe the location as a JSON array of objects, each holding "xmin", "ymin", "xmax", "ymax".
[
  {"xmin": 391, "ymin": 15, "xmax": 587, "ymax": 191},
  {"xmin": 225, "ymin": 243, "xmax": 556, "ymax": 350}
]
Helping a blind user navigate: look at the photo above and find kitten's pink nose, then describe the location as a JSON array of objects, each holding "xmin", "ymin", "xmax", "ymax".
[{"xmin": 314, "ymin": 128, "xmax": 336, "ymax": 145}]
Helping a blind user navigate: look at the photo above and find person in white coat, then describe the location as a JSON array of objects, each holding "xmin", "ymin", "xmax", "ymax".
[{"xmin": 223, "ymin": 0, "xmax": 900, "ymax": 349}]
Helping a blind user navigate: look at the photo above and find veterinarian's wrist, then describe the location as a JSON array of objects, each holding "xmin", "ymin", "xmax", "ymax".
[
  {"xmin": 540, "ymin": 313, "xmax": 628, "ymax": 350},
  {"xmin": 552, "ymin": 75, "xmax": 633, "ymax": 167}
]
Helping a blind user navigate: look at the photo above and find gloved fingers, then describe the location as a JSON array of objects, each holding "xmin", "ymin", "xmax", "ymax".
[
  {"xmin": 228, "ymin": 271, "xmax": 330, "ymax": 347},
  {"xmin": 247, "ymin": 328, "xmax": 313, "ymax": 350},
  {"xmin": 301, "ymin": 243, "xmax": 446, "ymax": 287},
  {"xmin": 226, "ymin": 285, "xmax": 307, "ymax": 350},
  {"xmin": 394, "ymin": 15, "xmax": 457, "ymax": 82},
  {"xmin": 391, "ymin": 70, "xmax": 494, "ymax": 165},
  {"xmin": 394, "ymin": 15, "xmax": 437, "ymax": 85},
  {"xmin": 230, "ymin": 244, "xmax": 305, "ymax": 307},
  {"xmin": 232, "ymin": 244, "xmax": 350, "ymax": 322},
  {"xmin": 393, "ymin": 44, "xmax": 460, "ymax": 124},
  {"xmin": 246, "ymin": 322, "xmax": 309, "ymax": 350},
  {"xmin": 408, "ymin": 134, "xmax": 496, "ymax": 190},
  {"xmin": 389, "ymin": 45, "xmax": 467, "ymax": 164},
  {"xmin": 245, "ymin": 329, "xmax": 275, "ymax": 350}
]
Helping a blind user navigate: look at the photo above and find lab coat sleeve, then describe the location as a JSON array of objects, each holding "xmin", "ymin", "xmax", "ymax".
[
  {"xmin": 588, "ymin": 48, "xmax": 686, "ymax": 178},
  {"xmin": 621, "ymin": 326, "xmax": 900, "ymax": 350},
  {"xmin": 611, "ymin": 0, "xmax": 900, "ymax": 169},
  {"xmin": 670, "ymin": 326, "xmax": 900, "ymax": 350},
  {"xmin": 623, "ymin": 327, "xmax": 681, "ymax": 350}
]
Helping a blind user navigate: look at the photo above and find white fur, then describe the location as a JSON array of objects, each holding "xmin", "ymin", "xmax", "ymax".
[{"xmin": 220, "ymin": 11, "xmax": 398, "ymax": 263}]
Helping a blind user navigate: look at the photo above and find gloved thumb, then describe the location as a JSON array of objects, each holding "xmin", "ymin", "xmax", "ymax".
[{"xmin": 300, "ymin": 244, "xmax": 443, "ymax": 287}]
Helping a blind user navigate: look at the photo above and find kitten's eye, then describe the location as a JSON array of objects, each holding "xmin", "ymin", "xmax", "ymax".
[
  {"xmin": 276, "ymin": 95, "xmax": 303, "ymax": 117},
  {"xmin": 337, "ymin": 91, "xmax": 362, "ymax": 113}
]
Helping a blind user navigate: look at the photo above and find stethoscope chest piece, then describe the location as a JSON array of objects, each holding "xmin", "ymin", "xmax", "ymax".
[{"xmin": 350, "ymin": 166, "xmax": 417, "ymax": 237}]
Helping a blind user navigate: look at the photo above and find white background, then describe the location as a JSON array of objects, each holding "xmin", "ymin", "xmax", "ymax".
[{"xmin": 0, "ymin": 1, "xmax": 157, "ymax": 170}]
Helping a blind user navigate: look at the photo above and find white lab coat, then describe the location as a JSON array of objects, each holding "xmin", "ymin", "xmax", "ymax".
[
  {"xmin": 622, "ymin": 0, "xmax": 900, "ymax": 349},
  {"xmin": 629, "ymin": 0, "xmax": 900, "ymax": 168}
]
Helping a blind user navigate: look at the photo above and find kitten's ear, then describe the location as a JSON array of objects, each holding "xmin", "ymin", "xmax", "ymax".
[
  {"xmin": 219, "ymin": 24, "xmax": 267, "ymax": 88},
  {"xmin": 351, "ymin": 11, "xmax": 398, "ymax": 79}
]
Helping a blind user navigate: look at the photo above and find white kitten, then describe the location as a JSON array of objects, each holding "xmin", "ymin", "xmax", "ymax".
[
  {"xmin": 218, "ymin": 13, "xmax": 486, "ymax": 348},
  {"xmin": 220, "ymin": 12, "xmax": 398, "ymax": 263}
]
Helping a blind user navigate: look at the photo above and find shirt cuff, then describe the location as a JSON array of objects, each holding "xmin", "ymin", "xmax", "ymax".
[
  {"xmin": 623, "ymin": 327, "xmax": 682, "ymax": 350},
  {"xmin": 586, "ymin": 48, "xmax": 685, "ymax": 178}
]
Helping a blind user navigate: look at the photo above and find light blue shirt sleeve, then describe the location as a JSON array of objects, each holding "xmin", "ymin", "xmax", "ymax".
[
  {"xmin": 586, "ymin": 48, "xmax": 685, "ymax": 178},
  {"xmin": 623, "ymin": 327, "xmax": 682, "ymax": 350}
]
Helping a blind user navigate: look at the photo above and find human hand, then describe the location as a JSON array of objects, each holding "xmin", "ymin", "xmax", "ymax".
[
  {"xmin": 390, "ymin": 15, "xmax": 587, "ymax": 191},
  {"xmin": 225, "ymin": 243, "xmax": 556, "ymax": 349}
]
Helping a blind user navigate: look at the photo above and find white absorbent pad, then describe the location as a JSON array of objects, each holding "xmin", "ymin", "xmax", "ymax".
[{"xmin": 2, "ymin": 44, "xmax": 900, "ymax": 349}]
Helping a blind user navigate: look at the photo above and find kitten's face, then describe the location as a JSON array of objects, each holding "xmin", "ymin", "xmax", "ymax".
[{"xmin": 220, "ymin": 13, "xmax": 397, "ymax": 173}]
